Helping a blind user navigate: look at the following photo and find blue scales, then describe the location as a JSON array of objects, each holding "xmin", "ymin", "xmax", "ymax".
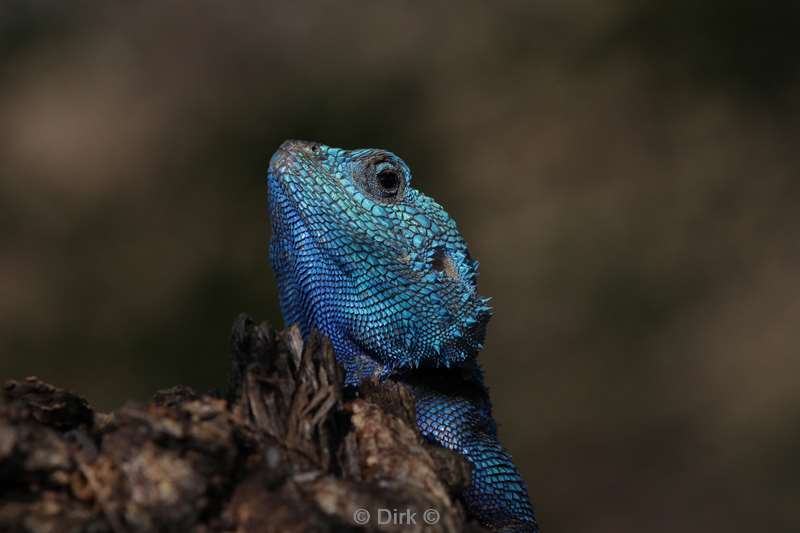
[{"xmin": 267, "ymin": 140, "xmax": 538, "ymax": 532}]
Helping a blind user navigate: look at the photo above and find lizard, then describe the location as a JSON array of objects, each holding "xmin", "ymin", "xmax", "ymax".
[{"xmin": 267, "ymin": 140, "xmax": 539, "ymax": 532}]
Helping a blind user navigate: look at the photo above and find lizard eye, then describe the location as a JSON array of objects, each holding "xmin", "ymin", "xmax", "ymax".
[
  {"xmin": 358, "ymin": 157, "xmax": 406, "ymax": 203},
  {"xmin": 376, "ymin": 168, "xmax": 400, "ymax": 195}
]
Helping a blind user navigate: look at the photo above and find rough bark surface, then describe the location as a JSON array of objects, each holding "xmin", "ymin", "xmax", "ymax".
[{"xmin": 0, "ymin": 315, "xmax": 486, "ymax": 533}]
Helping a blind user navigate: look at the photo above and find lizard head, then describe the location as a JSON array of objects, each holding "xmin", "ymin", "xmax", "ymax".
[{"xmin": 268, "ymin": 140, "xmax": 491, "ymax": 382}]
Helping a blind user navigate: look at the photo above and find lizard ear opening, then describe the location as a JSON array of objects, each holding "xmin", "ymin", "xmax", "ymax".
[{"xmin": 432, "ymin": 247, "xmax": 460, "ymax": 281}]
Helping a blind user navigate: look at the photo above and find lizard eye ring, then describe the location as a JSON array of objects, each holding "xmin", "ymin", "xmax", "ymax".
[{"xmin": 357, "ymin": 156, "xmax": 406, "ymax": 203}]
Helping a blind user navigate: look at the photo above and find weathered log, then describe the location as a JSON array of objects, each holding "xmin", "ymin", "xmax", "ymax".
[{"xmin": 0, "ymin": 315, "xmax": 486, "ymax": 533}]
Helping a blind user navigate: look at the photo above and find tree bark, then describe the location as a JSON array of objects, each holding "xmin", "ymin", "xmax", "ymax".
[{"xmin": 0, "ymin": 315, "xmax": 486, "ymax": 533}]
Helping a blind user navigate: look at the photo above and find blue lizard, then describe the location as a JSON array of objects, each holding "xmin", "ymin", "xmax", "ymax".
[{"xmin": 267, "ymin": 140, "xmax": 538, "ymax": 532}]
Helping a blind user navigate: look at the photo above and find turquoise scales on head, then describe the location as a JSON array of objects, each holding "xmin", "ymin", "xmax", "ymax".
[{"xmin": 268, "ymin": 140, "xmax": 538, "ymax": 532}]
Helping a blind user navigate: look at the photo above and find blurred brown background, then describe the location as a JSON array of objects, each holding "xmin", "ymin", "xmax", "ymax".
[{"xmin": 2, "ymin": 1, "xmax": 799, "ymax": 532}]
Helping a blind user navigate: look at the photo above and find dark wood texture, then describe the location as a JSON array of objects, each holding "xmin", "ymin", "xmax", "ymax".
[{"xmin": 0, "ymin": 315, "xmax": 485, "ymax": 533}]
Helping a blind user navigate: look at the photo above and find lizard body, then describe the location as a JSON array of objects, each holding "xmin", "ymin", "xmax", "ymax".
[{"xmin": 267, "ymin": 140, "xmax": 538, "ymax": 532}]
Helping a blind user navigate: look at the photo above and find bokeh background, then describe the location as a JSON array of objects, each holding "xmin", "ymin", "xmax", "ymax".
[{"xmin": 2, "ymin": 2, "xmax": 799, "ymax": 532}]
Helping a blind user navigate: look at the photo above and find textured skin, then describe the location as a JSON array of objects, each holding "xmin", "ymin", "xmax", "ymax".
[{"xmin": 267, "ymin": 140, "xmax": 538, "ymax": 532}]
